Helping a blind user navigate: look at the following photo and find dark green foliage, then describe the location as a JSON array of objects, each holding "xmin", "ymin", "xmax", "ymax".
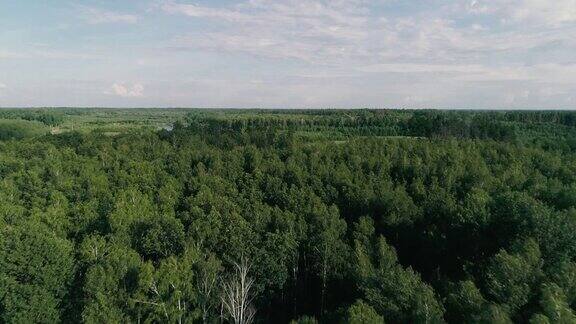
[
  {"xmin": 133, "ymin": 216, "xmax": 185, "ymax": 262},
  {"xmin": 352, "ymin": 218, "xmax": 444, "ymax": 323},
  {"xmin": 445, "ymin": 280, "xmax": 486, "ymax": 323},
  {"xmin": 0, "ymin": 109, "xmax": 64, "ymax": 126},
  {"xmin": 1, "ymin": 109, "xmax": 576, "ymax": 322}
]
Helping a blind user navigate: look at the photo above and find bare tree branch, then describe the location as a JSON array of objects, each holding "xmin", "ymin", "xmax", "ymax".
[{"xmin": 220, "ymin": 257, "xmax": 256, "ymax": 324}]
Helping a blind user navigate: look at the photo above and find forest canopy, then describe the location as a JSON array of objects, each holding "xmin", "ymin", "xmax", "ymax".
[{"xmin": 1, "ymin": 108, "xmax": 576, "ymax": 323}]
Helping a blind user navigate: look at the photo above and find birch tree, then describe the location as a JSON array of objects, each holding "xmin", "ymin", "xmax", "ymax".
[{"xmin": 221, "ymin": 257, "xmax": 256, "ymax": 324}]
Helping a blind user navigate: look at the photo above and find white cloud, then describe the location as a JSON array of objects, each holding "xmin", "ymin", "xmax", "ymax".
[
  {"xmin": 470, "ymin": 0, "xmax": 576, "ymax": 26},
  {"xmin": 161, "ymin": 0, "xmax": 575, "ymax": 66},
  {"xmin": 359, "ymin": 62, "xmax": 576, "ymax": 84},
  {"xmin": 0, "ymin": 83, "xmax": 6, "ymax": 89},
  {"xmin": 149, "ymin": 0, "xmax": 576, "ymax": 108},
  {"xmin": 80, "ymin": 6, "xmax": 139, "ymax": 24},
  {"xmin": 161, "ymin": 2, "xmax": 250, "ymax": 21},
  {"xmin": 358, "ymin": 63, "xmax": 486, "ymax": 74},
  {"xmin": 163, "ymin": 0, "xmax": 369, "ymax": 63},
  {"xmin": 111, "ymin": 83, "xmax": 144, "ymax": 97}
]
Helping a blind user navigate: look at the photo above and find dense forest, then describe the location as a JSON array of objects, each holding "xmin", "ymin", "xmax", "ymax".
[{"xmin": 1, "ymin": 109, "xmax": 576, "ymax": 323}]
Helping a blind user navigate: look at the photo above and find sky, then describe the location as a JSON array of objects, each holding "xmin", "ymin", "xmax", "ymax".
[{"xmin": 0, "ymin": 0, "xmax": 575, "ymax": 109}]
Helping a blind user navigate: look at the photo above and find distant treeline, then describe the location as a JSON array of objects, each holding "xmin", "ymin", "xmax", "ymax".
[
  {"xmin": 179, "ymin": 110, "xmax": 576, "ymax": 150},
  {"xmin": 0, "ymin": 109, "xmax": 64, "ymax": 126}
]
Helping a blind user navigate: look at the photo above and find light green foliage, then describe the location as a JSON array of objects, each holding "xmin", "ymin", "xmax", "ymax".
[
  {"xmin": 530, "ymin": 314, "xmax": 552, "ymax": 324},
  {"xmin": 81, "ymin": 242, "xmax": 142, "ymax": 322},
  {"xmin": 475, "ymin": 304, "xmax": 513, "ymax": 324},
  {"xmin": 551, "ymin": 261, "xmax": 576, "ymax": 306},
  {"xmin": 345, "ymin": 300, "xmax": 385, "ymax": 324},
  {"xmin": 133, "ymin": 251, "xmax": 201, "ymax": 323},
  {"xmin": 108, "ymin": 188, "xmax": 156, "ymax": 234},
  {"xmin": 290, "ymin": 315, "xmax": 318, "ymax": 324},
  {"xmin": 531, "ymin": 283, "xmax": 576, "ymax": 324},
  {"xmin": 0, "ymin": 119, "xmax": 48, "ymax": 140},
  {"xmin": 0, "ymin": 221, "xmax": 74, "ymax": 322},
  {"xmin": 195, "ymin": 253, "xmax": 222, "ymax": 323},
  {"xmin": 484, "ymin": 239, "xmax": 542, "ymax": 312}
]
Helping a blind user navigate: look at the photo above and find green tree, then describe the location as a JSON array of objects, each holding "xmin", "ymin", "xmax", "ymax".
[
  {"xmin": 0, "ymin": 221, "xmax": 74, "ymax": 323},
  {"xmin": 445, "ymin": 280, "xmax": 486, "ymax": 323},
  {"xmin": 475, "ymin": 304, "xmax": 513, "ymax": 324},
  {"xmin": 352, "ymin": 217, "xmax": 444, "ymax": 323},
  {"xmin": 530, "ymin": 283, "xmax": 576, "ymax": 324},
  {"xmin": 133, "ymin": 250, "xmax": 201, "ymax": 323},
  {"xmin": 82, "ymin": 242, "xmax": 142, "ymax": 323},
  {"xmin": 133, "ymin": 216, "xmax": 185, "ymax": 262},
  {"xmin": 484, "ymin": 239, "xmax": 542, "ymax": 314},
  {"xmin": 307, "ymin": 202, "xmax": 347, "ymax": 314},
  {"xmin": 344, "ymin": 300, "xmax": 385, "ymax": 324}
]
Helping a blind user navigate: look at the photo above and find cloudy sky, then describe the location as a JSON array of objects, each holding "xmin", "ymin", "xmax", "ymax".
[{"xmin": 1, "ymin": 0, "xmax": 575, "ymax": 108}]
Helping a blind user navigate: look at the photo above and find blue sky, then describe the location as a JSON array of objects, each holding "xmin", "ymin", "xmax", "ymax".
[{"xmin": 1, "ymin": 0, "xmax": 575, "ymax": 108}]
